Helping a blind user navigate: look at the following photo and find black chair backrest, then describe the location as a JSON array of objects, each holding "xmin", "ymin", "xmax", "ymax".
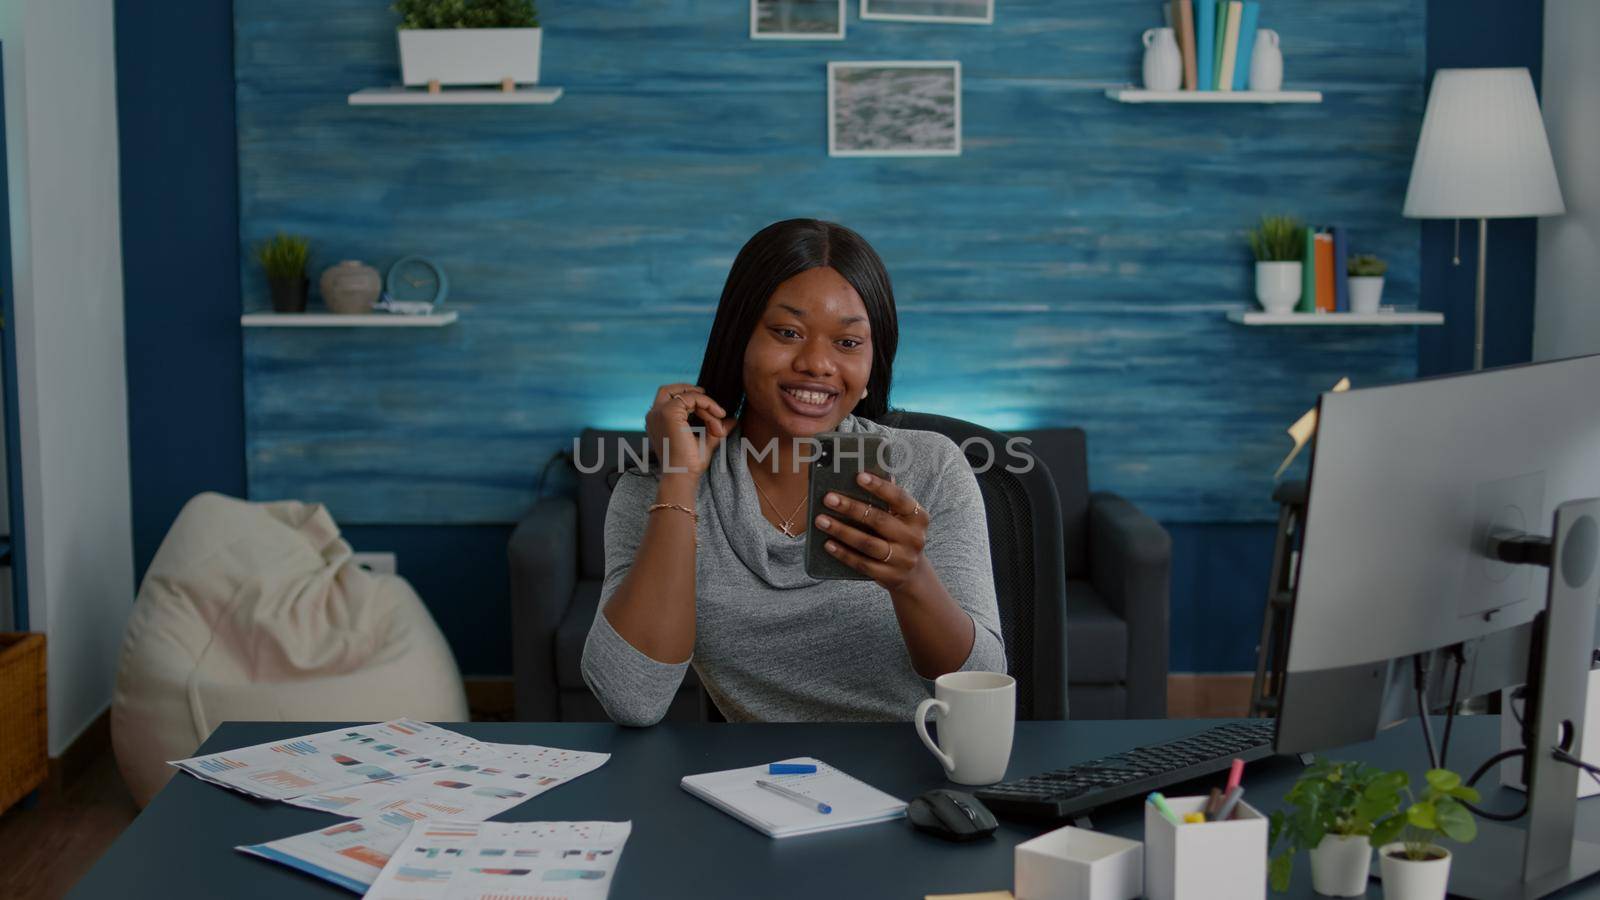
[
  {"xmin": 879, "ymin": 411, "xmax": 1069, "ymax": 720},
  {"xmin": 573, "ymin": 414, "xmax": 1071, "ymax": 720}
]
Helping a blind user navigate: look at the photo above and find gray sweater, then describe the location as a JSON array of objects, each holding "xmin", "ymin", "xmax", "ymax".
[{"xmin": 580, "ymin": 414, "xmax": 1006, "ymax": 726}]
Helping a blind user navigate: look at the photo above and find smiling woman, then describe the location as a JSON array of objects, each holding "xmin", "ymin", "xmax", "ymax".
[{"xmin": 579, "ymin": 219, "xmax": 1006, "ymax": 725}]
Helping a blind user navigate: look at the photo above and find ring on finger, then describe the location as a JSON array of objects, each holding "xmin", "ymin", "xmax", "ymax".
[{"xmin": 881, "ymin": 544, "xmax": 894, "ymax": 564}]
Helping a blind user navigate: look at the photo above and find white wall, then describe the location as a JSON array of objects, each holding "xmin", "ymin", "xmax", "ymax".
[
  {"xmin": 1534, "ymin": 0, "xmax": 1600, "ymax": 361},
  {"xmin": 1, "ymin": 0, "xmax": 134, "ymax": 756}
]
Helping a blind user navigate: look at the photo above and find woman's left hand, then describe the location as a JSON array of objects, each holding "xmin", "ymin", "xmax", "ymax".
[{"xmin": 813, "ymin": 472, "xmax": 930, "ymax": 592}]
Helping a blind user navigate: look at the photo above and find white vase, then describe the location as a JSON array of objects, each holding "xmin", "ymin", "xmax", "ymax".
[
  {"xmin": 1349, "ymin": 276, "xmax": 1385, "ymax": 314},
  {"xmin": 1142, "ymin": 28, "xmax": 1182, "ymax": 92},
  {"xmin": 1255, "ymin": 261, "xmax": 1303, "ymax": 314},
  {"xmin": 1309, "ymin": 834, "xmax": 1373, "ymax": 897},
  {"xmin": 1249, "ymin": 29, "xmax": 1283, "ymax": 92},
  {"xmin": 1379, "ymin": 843, "xmax": 1451, "ymax": 900},
  {"xmin": 398, "ymin": 28, "xmax": 543, "ymax": 87}
]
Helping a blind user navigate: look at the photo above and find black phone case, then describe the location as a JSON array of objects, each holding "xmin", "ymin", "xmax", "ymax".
[{"xmin": 804, "ymin": 433, "xmax": 892, "ymax": 581}]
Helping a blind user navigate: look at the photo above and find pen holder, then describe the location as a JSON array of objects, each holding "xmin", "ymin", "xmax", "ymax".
[
  {"xmin": 1143, "ymin": 795, "xmax": 1267, "ymax": 900},
  {"xmin": 1015, "ymin": 825, "xmax": 1143, "ymax": 900}
]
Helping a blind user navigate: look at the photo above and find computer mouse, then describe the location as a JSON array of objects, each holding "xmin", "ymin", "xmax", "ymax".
[{"xmin": 907, "ymin": 789, "xmax": 999, "ymax": 841}]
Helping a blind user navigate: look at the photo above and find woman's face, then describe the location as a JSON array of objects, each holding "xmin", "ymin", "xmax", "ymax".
[{"xmin": 741, "ymin": 266, "xmax": 873, "ymax": 441}]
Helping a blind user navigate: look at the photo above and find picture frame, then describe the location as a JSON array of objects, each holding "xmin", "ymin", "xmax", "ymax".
[
  {"xmin": 827, "ymin": 60, "xmax": 962, "ymax": 158},
  {"xmin": 859, "ymin": 0, "xmax": 994, "ymax": 25},
  {"xmin": 751, "ymin": 0, "xmax": 847, "ymax": 40}
]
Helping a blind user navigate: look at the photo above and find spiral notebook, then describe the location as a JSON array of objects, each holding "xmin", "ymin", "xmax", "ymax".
[{"xmin": 680, "ymin": 757, "xmax": 907, "ymax": 839}]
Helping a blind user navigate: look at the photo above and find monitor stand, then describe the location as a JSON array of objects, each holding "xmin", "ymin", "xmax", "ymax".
[{"xmin": 1444, "ymin": 498, "xmax": 1600, "ymax": 900}]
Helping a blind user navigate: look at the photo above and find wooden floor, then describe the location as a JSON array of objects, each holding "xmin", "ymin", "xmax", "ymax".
[
  {"xmin": 0, "ymin": 750, "xmax": 138, "ymax": 900},
  {"xmin": 0, "ymin": 674, "xmax": 1253, "ymax": 897}
]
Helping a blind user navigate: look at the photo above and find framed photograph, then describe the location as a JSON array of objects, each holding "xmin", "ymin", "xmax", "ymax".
[
  {"xmin": 751, "ymin": 0, "xmax": 847, "ymax": 40},
  {"xmin": 860, "ymin": 0, "xmax": 994, "ymax": 25},
  {"xmin": 827, "ymin": 61, "xmax": 962, "ymax": 157}
]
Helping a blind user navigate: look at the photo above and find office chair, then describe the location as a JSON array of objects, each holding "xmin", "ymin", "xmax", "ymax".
[{"xmin": 509, "ymin": 411, "xmax": 1070, "ymax": 722}]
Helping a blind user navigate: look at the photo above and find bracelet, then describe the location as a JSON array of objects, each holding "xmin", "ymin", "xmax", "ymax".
[{"xmin": 648, "ymin": 502, "xmax": 699, "ymax": 523}]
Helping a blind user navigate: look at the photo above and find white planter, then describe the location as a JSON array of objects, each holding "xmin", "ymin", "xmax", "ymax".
[
  {"xmin": 1309, "ymin": 834, "xmax": 1373, "ymax": 897},
  {"xmin": 1349, "ymin": 276, "xmax": 1384, "ymax": 314},
  {"xmin": 1379, "ymin": 843, "xmax": 1451, "ymax": 900},
  {"xmin": 398, "ymin": 28, "xmax": 543, "ymax": 87},
  {"xmin": 1255, "ymin": 261, "xmax": 1303, "ymax": 314}
]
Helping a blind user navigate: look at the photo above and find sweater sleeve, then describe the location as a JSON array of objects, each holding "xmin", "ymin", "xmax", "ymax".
[
  {"xmin": 579, "ymin": 471, "xmax": 693, "ymax": 727},
  {"xmin": 919, "ymin": 436, "xmax": 1008, "ymax": 679}
]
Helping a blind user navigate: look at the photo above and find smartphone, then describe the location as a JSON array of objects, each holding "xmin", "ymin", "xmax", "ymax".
[{"xmin": 804, "ymin": 432, "xmax": 893, "ymax": 581}]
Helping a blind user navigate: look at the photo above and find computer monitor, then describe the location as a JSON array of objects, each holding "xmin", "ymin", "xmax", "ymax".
[{"xmin": 1274, "ymin": 352, "xmax": 1600, "ymax": 900}]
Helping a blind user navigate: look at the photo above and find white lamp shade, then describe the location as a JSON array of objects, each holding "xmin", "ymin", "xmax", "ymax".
[{"xmin": 1404, "ymin": 68, "xmax": 1565, "ymax": 219}]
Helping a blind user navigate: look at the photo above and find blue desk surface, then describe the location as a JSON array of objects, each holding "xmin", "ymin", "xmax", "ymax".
[{"xmin": 72, "ymin": 717, "xmax": 1600, "ymax": 898}]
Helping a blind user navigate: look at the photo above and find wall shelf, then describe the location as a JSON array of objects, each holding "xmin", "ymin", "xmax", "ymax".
[
  {"xmin": 1227, "ymin": 310, "xmax": 1443, "ymax": 326},
  {"xmin": 348, "ymin": 86, "xmax": 563, "ymax": 106},
  {"xmin": 242, "ymin": 311, "xmax": 459, "ymax": 328},
  {"xmin": 1106, "ymin": 88, "xmax": 1322, "ymax": 104}
]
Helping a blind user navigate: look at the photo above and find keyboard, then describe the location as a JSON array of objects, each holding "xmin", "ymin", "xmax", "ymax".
[{"xmin": 974, "ymin": 720, "xmax": 1279, "ymax": 822}]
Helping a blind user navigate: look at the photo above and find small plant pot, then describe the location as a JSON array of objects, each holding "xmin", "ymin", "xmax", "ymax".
[
  {"xmin": 1255, "ymin": 261, "xmax": 1303, "ymax": 314},
  {"xmin": 399, "ymin": 28, "xmax": 542, "ymax": 87},
  {"xmin": 1309, "ymin": 834, "xmax": 1373, "ymax": 897},
  {"xmin": 268, "ymin": 276, "xmax": 309, "ymax": 314},
  {"xmin": 1379, "ymin": 843, "xmax": 1451, "ymax": 900},
  {"xmin": 1349, "ymin": 276, "xmax": 1385, "ymax": 314}
]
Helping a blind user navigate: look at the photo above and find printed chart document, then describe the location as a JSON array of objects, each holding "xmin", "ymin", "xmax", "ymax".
[
  {"xmin": 239, "ymin": 814, "xmax": 414, "ymax": 893},
  {"xmin": 173, "ymin": 721, "xmax": 609, "ymax": 818},
  {"xmin": 365, "ymin": 820, "xmax": 632, "ymax": 900},
  {"xmin": 680, "ymin": 756, "xmax": 906, "ymax": 838}
]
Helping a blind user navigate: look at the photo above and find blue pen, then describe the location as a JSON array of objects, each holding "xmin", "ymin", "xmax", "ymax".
[{"xmin": 768, "ymin": 763, "xmax": 818, "ymax": 775}]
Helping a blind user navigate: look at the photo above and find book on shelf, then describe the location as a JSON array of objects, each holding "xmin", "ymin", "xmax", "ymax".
[
  {"xmin": 1314, "ymin": 232, "xmax": 1336, "ymax": 313},
  {"xmin": 1332, "ymin": 226, "xmax": 1351, "ymax": 312},
  {"xmin": 1196, "ymin": 0, "xmax": 1216, "ymax": 90},
  {"xmin": 1299, "ymin": 227, "xmax": 1317, "ymax": 313},
  {"xmin": 1173, "ymin": 0, "xmax": 1198, "ymax": 90},
  {"xmin": 1217, "ymin": 1, "xmax": 1242, "ymax": 92},
  {"xmin": 1233, "ymin": 1, "xmax": 1260, "ymax": 90},
  {"xmin": 1212, "ymin": 2, "xmax": 1230, "ymax": 89}
]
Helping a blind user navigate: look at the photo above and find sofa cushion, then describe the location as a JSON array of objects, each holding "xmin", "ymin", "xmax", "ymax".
[
  {"xmin": 556, "ymin": 578, "xmax": 698, "ymax": 691},
  {"xmin": 1065, "ymin": 579, "xmax": 1127, "ymax": 684}
]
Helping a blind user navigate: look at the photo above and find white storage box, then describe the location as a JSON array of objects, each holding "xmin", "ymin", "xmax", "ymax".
[
  {"xmin": 1015, "ymin": 825, "xmax": 1143, "ymax": 900},
  {"xmin": 398, "ymin": 28, "xmax": 543, "ymax": 87},
  {"xmin": 1143, "ymin": 795, "xmax": 1267, "ymax": 900}
]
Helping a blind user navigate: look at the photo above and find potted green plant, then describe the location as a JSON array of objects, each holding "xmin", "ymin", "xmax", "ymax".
[
  {"xmin": 254, "ymin": 233, "xmax": 311, "ymax": 314},
  {"xmin": 1269, "ymin": 760, "xmax": 1405, "ymax": 896},
  {"xmin": 393, "ymin": 0, "xmax": 543, "ymax": 91},
  {"xmin": 1247, "ymin": 215, "xmax": 1306, "ymax": 314},
  {"xmin": 1376, "ymin": 768, "xmax": 1478, "ymax": 900},
  {"xmin": 1347, "ymin": 254, "xmax": 1388, "ymax": 314}
]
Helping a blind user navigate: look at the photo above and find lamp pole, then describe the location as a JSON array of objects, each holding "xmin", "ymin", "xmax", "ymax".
[{"xmin": 1474, "ymin": 217, "xmax": 1488, "ymax": 371}]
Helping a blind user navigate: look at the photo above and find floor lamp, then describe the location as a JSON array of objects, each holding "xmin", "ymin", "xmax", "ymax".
[{"xmin": 1403, "ymin": 67, "xmax": 1565, "ymax": 371}]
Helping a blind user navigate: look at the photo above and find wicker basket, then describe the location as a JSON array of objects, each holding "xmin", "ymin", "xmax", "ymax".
[{"xmin": 0, "ymin": 632, "xmax": 47, "ymax": 814}]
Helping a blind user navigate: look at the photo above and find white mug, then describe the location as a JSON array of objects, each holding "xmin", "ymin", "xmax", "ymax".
[{"xmin": 914, "ymin": 671, "xmax": 1016, "ymax": 785}]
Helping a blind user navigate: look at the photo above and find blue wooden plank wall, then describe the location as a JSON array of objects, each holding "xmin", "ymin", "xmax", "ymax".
[{"xmin": 236, "ymin": 0, "xmax": 1425, "ymax": 525}]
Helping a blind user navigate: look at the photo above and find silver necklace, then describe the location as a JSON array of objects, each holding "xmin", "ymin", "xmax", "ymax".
[{"xmin": 750, "ymin": 472, "xmax": 808, "ymax": 538}]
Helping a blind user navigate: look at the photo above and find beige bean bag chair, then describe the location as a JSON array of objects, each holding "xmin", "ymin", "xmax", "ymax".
[{"xmin": 113, "ymin": 492, "xmax": 468, "ymax": 807}]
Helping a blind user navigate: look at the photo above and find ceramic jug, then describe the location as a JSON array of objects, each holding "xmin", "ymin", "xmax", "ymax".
[
  {"xmin": 1249, "ymin": 29, "xmax": 1284, "ymax": 91},
  {"xmin": 1142, "ymin": 27, "xmax": 1182, "ymax": 92}
]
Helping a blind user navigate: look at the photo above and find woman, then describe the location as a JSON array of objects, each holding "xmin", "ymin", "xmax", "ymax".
[{"xmin": 581, "ymin": 219, "xmax": 1005, "ymax": 725}]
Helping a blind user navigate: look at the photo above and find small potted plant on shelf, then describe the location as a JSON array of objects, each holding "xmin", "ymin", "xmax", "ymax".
[
  {"xmin": 1377, "ymin": 768, "xmax": 1479, "ymax": 900},
  {"xmin": 1348, "ymin": 254, "xmax": 1388, "ymax": 314},
  {"xmin": 1248, "ymin": 215, "xmax": 1306, "ymax": 315},
  {"xmin": 393, "ymin": 0, "xmax": 543, "ymax": 93},
  {"xmin": 1269, "ymin": 760, "xmax": 1405, "ymax": 897},
  {"xmin": 254, "ymin": 233, "xmax": 311, "ymax": 314}
]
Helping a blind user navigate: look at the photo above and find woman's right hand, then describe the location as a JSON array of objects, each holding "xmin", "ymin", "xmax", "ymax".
[{"xmin": 645, "ymin": 384, "xmax": 736, "ymax": 477}]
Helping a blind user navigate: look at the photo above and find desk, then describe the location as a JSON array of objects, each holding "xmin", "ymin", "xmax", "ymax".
[{"xmin": 73, "ymin": 717, "xmax": 1600, "ymax": 898}]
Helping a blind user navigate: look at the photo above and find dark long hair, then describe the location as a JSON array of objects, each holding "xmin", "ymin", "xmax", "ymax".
[{"xmin": 695, "ymin": 219, "xmax": 898, "ymax": 422}]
